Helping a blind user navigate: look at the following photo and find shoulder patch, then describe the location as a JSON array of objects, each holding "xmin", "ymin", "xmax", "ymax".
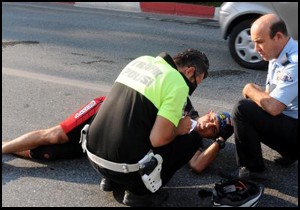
[{"xmin": 277, "ymin": 71, "xmax": 293, "ymax": 83}]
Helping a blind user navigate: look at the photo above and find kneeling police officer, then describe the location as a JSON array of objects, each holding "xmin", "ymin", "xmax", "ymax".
[{"xmin": 82, "ymin": 49, "xmax": 210, "ymax": 207}]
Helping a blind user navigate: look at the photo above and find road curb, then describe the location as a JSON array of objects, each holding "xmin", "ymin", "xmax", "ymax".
[
  {"xmin": 75, "ymin": 2, "xmax": 141, "ymax": 13},
  {"xmin": 140, "ymin": 2, "xmax": 216, "ymax": 18},
  {"xmin": 59, "ymin": 2, "xmax": 219, "ymax": 20}
]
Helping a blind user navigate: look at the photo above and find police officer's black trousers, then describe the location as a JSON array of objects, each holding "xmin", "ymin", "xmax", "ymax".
[
  {"xmin": 154, "ymin": 131, "xmax": 201, "ymax": 185},
  {"xmin": 232, "ymin": 99, "xmax": 298, "ymax": 172},
  {"xmin": 90, "ymin": 131, "xmax": 201, "ymax": 195}
]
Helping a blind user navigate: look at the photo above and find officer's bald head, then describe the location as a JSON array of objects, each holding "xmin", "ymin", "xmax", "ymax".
[{"xmin": 251, "ymin": 14, "xmax": 288, "ymax": 39}]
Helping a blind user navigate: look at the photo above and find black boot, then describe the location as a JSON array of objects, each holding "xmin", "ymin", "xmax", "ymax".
[
  {"xmin": 123, "ymin": 189, "xmax": 169, "ymax": 207},
  {"xmin": 100, "ymin": 177, "xmax": 120, "ymax": 192},
  {"xmin": 274, "ymin": 155, "xmax": 297, "ymax": 167}
]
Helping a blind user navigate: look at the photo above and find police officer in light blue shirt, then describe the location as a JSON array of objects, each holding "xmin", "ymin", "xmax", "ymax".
[
  {"xmin": 219, "ymin": 14, "xmax": 298, "ymax": 180},
  {"xmin": 267, "ymin": 38, "xmax": 298, "ymax": 120}
]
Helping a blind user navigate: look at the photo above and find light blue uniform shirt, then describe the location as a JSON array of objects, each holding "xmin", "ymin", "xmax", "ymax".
[{"xmin": 266, "ymin": 38, "xmax": 298, "ymax": 119}]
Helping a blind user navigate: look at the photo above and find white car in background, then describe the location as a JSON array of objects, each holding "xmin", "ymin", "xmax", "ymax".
[{"xmin": 219, "ymin": 2, "xmax": 298, "ymax": 70}]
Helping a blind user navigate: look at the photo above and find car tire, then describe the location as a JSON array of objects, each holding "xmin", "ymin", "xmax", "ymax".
[{"xmin": 229, "ymin": 19, "xmax": 268, "ymax": 70}]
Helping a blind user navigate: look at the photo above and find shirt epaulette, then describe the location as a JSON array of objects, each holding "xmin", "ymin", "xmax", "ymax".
[{"xmin": 280, "ymin": 53, "xmax": 291, "ymax": 66}]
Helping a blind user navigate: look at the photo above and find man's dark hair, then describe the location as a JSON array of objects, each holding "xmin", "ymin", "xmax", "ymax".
[
  {"xmin": 270, "ymin": 18, "xmax": 288, "ymax": 38},
  {"xmin": 173, "ymin": 49, "xmax": 209, "ymax": 79}
]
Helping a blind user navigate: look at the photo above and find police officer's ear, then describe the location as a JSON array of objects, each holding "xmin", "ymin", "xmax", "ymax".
[
  {"xmin": 272, "ymin": 31, "xmax": 286, "ymax": 43},
  {"xmin": 184, "ymin": 66, "xmax": 196, "ymax": 79}
]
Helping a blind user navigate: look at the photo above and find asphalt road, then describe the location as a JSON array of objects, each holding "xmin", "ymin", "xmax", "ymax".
[{"xmin": 2, "ymin": 2, "xmax": 298, "ymax": 207}]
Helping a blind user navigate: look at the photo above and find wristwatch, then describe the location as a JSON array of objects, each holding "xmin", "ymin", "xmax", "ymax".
[{"xmin": 215, "ymin": 138, "xmax": 225, "ymax": 149}]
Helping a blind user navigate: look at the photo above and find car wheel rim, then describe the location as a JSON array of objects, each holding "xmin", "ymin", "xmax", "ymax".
[{"xmin": 235, "ymin": 28, "xmax": 263, "ymax": 64}]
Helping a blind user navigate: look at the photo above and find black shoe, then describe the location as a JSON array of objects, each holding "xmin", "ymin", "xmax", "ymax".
[
  {"xmin": 274, "ymin": 155, "xmax": 297, "ymax": 167},
  {"xmin": 218, "ymin": 167, "xmax": 267, "ymax": 181},
  {"xmin": 100, "ymin": 177, "xmax": 120, "ymax": 192},
  {"xmin": 123, "ymin": 189, "xmax": 169, "ymax": 207}
]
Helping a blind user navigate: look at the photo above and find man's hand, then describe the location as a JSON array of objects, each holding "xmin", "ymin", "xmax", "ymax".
[
  {"xmin": 242, "ymin": 83, "xmax": 262, "ymax": 99},
  {"xmin": 218, "ymin": 124, "xmax": 233, "ymax": 141},
  {"xmin": 175, "ymin": 115, "xmax": 192, "ymax": 136},
  {"xmin": 218, "ymin": 116, "xmax": 233, "ymax": 142}
]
